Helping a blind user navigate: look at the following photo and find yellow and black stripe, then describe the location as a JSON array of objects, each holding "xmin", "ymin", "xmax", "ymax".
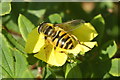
[
  {"xmin": 51, "ymin": 30, "xmax": 74, "ymax": 49},
  {"xmin": 38, "ymin": 23, "xmax": 74, "ymax": 50},
  {"xmin": 38, "ymin": 23, "xmax": 54, "ymax": 36}
]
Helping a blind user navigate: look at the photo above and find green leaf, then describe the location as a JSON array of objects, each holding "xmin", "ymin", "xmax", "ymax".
[
  {"xmin": 65, "ymin": 63, "xmax": 82, "ymax": 78},
  {"xmin": 2, "ymin": 30, "xmax": 24, "ymax": 53},
  {"xmin": 42, "ymin": 66, "xmax": 56, "ymax": 79},
  {"xmin": 90, "ymin": 58, "xmax": 111, "ymax": 78},
  {"xmin": 90, "ymin": 14, "xmax": 105, "ymax": 45},
  {"xmin": 18, "ymin": 14, "xmax": 35, "ymax": 41},
  {"xmin": 5, "ymin": 18, "xmax": 20, "ymax": 33},
  {"xmin": 49, "ymin": 13, "xmax": 62, "ymax": 24},
  {"xmin": 100, "ymin": 40, "xmax": 117, "ymax": 58},
  {"xmin": 103, "ymin": 73, "xmax": 112, "ymax": 78},
  {"xmin": 13, "ymin": 48, "xmax": 34, "ymax": 78},
  {"xmin": 1, "ymin": 34, "xmax": 14, "ymax": 78},
  {"xmin": 80, "ymin": 52, "xmax": 111, "ymax": 78},
  {"xmin": 0, "ymin": 2, "xmax": 11, "ymax": 16},
  {"xmin": 1, "ymin": 34, "xmax": 34, "ymax": 78},
  {"xmin": 49, "ymin": 66, "xmax": 64, "ymax": 78},
  {"xmin": 109, "ymin": 58, "xmax": 120, "ymax": 76},
  {"xmin": 28, "ymin": 9, "xmax": 46, "ymax": 18},
  {"xmin": 79, "ymin": 60, "xmax": 92, "ymax": 78}
]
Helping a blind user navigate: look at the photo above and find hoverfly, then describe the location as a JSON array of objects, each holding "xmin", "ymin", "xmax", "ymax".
[{"xmin": 38, "ymin": 20, "xmax": 91, "ymax": 54}]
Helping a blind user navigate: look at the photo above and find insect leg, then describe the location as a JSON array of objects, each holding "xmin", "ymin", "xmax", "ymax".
[{"xmin": 70, "ymin": 34, "xmax": 92, "ymax": 49}]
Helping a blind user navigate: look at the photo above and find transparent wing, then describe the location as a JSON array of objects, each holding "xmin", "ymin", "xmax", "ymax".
[
  {"xmin": 55, "ymin": 19, "xmax": 85, "ymax": 33},
  {"xmin": 55, "ymin": 19, "xmax": 98, "ymax": 42}
]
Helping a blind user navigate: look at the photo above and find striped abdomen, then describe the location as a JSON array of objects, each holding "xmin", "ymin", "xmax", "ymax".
[
  {"xmin": 51, "ymin": 30, "xmax": 74, "ymax": 49},
  {"xmin": 38, "ymin": 23, "xmax": 74, "ymax": 49}
]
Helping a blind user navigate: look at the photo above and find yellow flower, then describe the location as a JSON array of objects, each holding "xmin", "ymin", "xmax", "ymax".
[{"xmin": 25, "ymin": 22, "xmax": 98, "ymax": 66}]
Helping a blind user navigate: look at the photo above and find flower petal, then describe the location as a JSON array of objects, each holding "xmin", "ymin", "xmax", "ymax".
[
  {"xmin": 67, "ymin": 42, "xmax": 97, "ymax": 55},
  {"xmin": 25, "ymin": 28, "xmax": 45, "ymax": 53},
  {"xmin": 34, "ymin": 40, "xmax": 67, "ymax": 66},
  {"xmin": 79, "ymin": 42, "xmax": 97, "ymax": 54},
  {"xmin": 71, "ymin": 23, "xmax": 98, "ymax": 42},
  {"xmin": 67, "ymin": 44, "xmax": 81, "ymax": 55}
]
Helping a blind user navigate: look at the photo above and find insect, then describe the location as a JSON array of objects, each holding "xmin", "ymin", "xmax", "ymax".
[
  {"xmin": 38, "ymin": 20, "xmax": 91, "ymax": 53},
  {"xmin": 25, "ymin": 19, "xmax": 97, "ymax": 66}
]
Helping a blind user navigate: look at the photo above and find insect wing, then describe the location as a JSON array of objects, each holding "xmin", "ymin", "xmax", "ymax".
[
  {"xmin": 55, "ymin": 19, "xmax": 85, "ymax": 33},
  {"xmin": 56, "ymin": 20, "xmax": 98, "ymax": 42}
]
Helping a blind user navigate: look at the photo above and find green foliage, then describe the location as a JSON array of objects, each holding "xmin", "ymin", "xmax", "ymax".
[
  {"xmin": 18, "ymin": 14, "xmax": 35, "ymax": 41},
  {"xmin": 0, "ymin": 2, "xmax": 11, "ymax": 16},
  {"xmin": 100, "ymin": 40, "xmax": 117, "ymax": 58},
  {"xmin": 90, "ymin": 14, "xmax": 105, "ymax": 45},
  {"xmin": 2, "ymin": 30, "xmax": 24, "ymax": 53},
  {"xmin": 109, "ymin": 58, "xmax": 120, "ymax": 76},
  {"xmin": 1, "ymin": 2, "xmax": 119, "ymax": 79},
  {"xmin": 65, "ymin": 63, "xmax": 82, "ymax": 78},
  {"xmin": 1, "ymin": 34, "xmax": 34, "ymax": 78},
  {"xmin": 49, "ymin": 13, "xmax": 62, "ymax": 23}
]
